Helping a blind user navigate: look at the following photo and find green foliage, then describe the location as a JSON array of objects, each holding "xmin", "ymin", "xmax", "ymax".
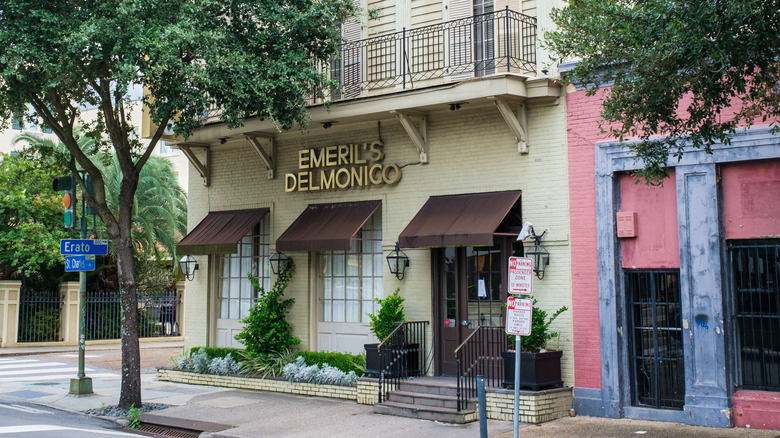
[
  {"xmin": 367, "ymin": 288, "xmax": 406, "ymax": 341},
  {"xmin": 297, "ymin": 351, "xmax": 365, "ymax": 377},
  {"xmin": 234, "ymin": 262, "xmax": 300, "ymax": 355},
  {"xmin": 127, "ymin": 405, "xmax": 141, "ymax": 429},
  {"xmin": 546, "ymin": 0, "xmax": 780, "ymax": 185},
  {"xmin": 18, "ymin": 306, "xmax": 60, "ymax": 342},
  {"xmin": 282, "ymin": 356, "xmax": 358, "ymax": 386},
  {"xmin": 189, "ymin": 346, "xmax": 245, "ymax": 362},
  {"xmin": 0, "ymin": 0, "xmax": 355, "ymax": 408},
  {"xmin": 0, "ymin": 151, "xmax": 75, "ymax": 280},
  {"xmin": 238, "ymin": 349, "xmax": 298, "ymax": 377},
  {"xmin": 510, "ymin": 298, "xmax": 568, "ymax": 353}
]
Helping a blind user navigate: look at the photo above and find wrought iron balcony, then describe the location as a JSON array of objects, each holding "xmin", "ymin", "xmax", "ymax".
[
  {"xmin": 322, "ymin": 6, "xmax": 537, "ymax": 103},
  {"xmin": 201, "ymin": 7, "xmax": 536, "ymax": 123}
]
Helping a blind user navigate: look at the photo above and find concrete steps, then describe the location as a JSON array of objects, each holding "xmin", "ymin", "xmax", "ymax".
[{"xmin": 374, "ymin": 378, "xmax": 476, "ymax": 424}]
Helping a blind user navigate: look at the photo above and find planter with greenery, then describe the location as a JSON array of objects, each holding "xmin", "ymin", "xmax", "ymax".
[
  {"xmin": 364, "ymin": 288, "xmax": 407, "ymax": 376},
  {"xmin": 502, "ymin": 298, "xmax": 568, "ymax": 390}
]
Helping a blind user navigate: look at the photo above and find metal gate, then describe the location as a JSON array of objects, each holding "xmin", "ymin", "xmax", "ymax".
[{"xmin": 626, "ymin": 270, "xmax": 685, "ymax": 409}]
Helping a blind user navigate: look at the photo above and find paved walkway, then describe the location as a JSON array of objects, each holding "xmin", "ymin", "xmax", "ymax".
[{"xmin": 1, "ymin": 343, "xmax": 779, "ymax": 437}]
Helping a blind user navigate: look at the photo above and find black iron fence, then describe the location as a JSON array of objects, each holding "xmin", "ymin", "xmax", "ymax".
[
  {"xmin": 86, "ymin": 290, "xmax": 180, "ymax": 340},
  {"xmin": 455, "ymin": 325, "xmax": 509, "ymax": 411},
  {"xmin": 377, "ymin": 321, "xmax": 429, "ymax": 403},
  {"xmin": 16, "ymin": 288, "xmax": 180, "ymax": 343},
  {"xmin": 17, "ymin": 290, "xmax": 63, "ymax": 343}
]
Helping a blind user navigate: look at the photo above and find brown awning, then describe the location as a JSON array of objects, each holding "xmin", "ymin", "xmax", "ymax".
[
  {"xmin": 398, "ymin": 190, "xmax": 522, "ymax": 248},
  {"xmin": 276, "ymin": 200, "xmax": 381, "ymax": 252},
  {"xmin": 178, "ymin": 208, "xmax": 270, "ymax": 255}
]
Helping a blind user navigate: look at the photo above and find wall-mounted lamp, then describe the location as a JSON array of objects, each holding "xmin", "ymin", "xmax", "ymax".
[
  {"xmin": 270, "ymin": 251, "xmax": 292, "ymax": 275},
  {"xmin": 386, "ymin": 242, "xmax": 410, "ymax": 280},
  {"xmin": 322, "ymin": 121, "xmax": 336, "ymax": 129},
  {"xmin": 517, "ymin": 222, "xmax": 550, "ymax": 280},
  {"xmin": 178, "ymin": 255, "xmax": 199, "ymax": 281},
  {"xmin": 449, "ymin": 103, "xmax": 462, "ymax": 111}
]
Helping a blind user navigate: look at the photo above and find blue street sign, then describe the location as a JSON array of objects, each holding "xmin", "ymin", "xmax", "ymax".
[
  {"xmin": 65, "ymin": 255, "xmax": 96, "ymax": 272},
  {"xmin": 60, "ymin": 239, "xmax": 109, "ymax": 256}
]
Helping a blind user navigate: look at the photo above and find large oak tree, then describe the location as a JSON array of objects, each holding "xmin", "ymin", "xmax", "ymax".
[
  {"xmin": 546, "ymin": 0, "xmax": 780, "ymax": 183},
  {"xmin": 0, "ymin": 0, "xmax": 354, "ymax": 409}
]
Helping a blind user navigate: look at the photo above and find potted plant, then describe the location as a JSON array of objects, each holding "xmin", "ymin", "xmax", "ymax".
[
  {"xmin": 502, "ymin": 298, "xmax": 568, "ymax": 390},
  {"xmin": 364, "ymin": 288, "xmax": 407, "ymax": 376}
]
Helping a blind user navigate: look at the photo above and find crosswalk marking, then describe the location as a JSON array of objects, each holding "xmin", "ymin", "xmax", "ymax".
[{"xmin": 0, "ymin": 358, "xmax": 117, "ymax": 384}]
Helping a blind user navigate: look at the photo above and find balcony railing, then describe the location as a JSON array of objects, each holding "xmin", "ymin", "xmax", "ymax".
[
  {"xmin": 201, "ymin": 7, "xmax": 536, "ymax": 122},
  {"xmin": 324, "ymin": 6, "xmax": 537, "ymax": 103}
]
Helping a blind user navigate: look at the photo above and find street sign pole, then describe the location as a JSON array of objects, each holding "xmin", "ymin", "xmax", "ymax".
[{"xmin": 70, "ymin": 187, "xmax": 92, "ymax": 395}]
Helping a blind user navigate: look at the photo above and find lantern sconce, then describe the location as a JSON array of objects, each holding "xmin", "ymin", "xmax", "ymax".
[
  {"xmin": 386, "ymin": 242, "xmax": 410, "ymax": 280},
  {"xmin": 270, "ymin": 251, "xmax": 292, "ymax": 275},
  {"xmin": 518, "ymin": 222, "xmax": 550, "ymax": 280},
  {"xmin": 178, "ymin": 255, "xmax": 199, "ymax": 281}
]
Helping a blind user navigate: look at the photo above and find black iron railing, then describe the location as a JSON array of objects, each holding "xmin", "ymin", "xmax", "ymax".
[
  {"xmin": 86, "ymin": 289, "xmax": 181, "ymax": 340},
  {"xmin": 202, "ymin": 8, "xmax": 537, "ymax": 121},
  {"xmin": 729, "ymin": 239, "xmax": 780, "ymax": 391},
  {"xmin": 327, "ymin": 7, "xmax": 536, "ymax": 102},
  {"xmin": 455, "ymin": 325, "xmax": 509, "ymax": 411},
  {"xmin": 377, "ymin": 320, "xmax": 429, "ymax": 403},
  {"xmin": 17, "ymin": 290, "xmax": 63, "ymax": 343}
]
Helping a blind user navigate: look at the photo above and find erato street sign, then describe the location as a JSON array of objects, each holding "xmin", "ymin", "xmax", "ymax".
[
  {"xmin": 60, "ymin": 239, "xmax": 108, "ymax": 256},
  {"xmin": 508, "ymin": 256, "xmax": 534, "ymax": 295},
  {"xmin": 506, "ymin": 296, "xmax": 533, "ymax": 336},
  {"xmin": 65, "ymin": 255, "xmax": 96, "ymax": 272}
]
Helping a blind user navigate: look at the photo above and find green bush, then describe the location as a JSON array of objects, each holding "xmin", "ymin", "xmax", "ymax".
[
  {"xmin": 367, "ymin": 288, "xmax": 405, "ymax": 341},
  {"xmin": 188, "ymin": 346, "xmax": 244, "ymax": 361},
  {"xmin": 234, "ymin": 262, "xmax": 300, "ymax": 355},
  {"xmin": 239, "ymin": 349, "xmax": 298, "ymax": 377},
  {"xmin": 298, "ymin": 351, "xmax": 365, "ymax": 376}
]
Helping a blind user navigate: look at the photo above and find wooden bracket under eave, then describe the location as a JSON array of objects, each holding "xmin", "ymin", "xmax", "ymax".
[
  {"xmin": 391, "ymin": 110, "xmax": 429, "ymax": 163},
  {"xmin": 178, "ymin": 143, "xmax": 210, "ymax": 186},
  {"xmin": 245, "ymin": 133, "xmax": 276, "ymax": 179},
  {"xmin": 490, "ymin": 97, "xmax": 528, "ymax": 154}
]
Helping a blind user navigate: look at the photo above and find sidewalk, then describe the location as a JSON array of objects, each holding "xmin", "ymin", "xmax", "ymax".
[{"xmin": 2, "ymin": 343, "xmax": 779, "ymax": 437}]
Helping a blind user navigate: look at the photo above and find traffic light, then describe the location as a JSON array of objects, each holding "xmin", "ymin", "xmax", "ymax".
[{"xmin": 53, "ymin": 174, "xmax": 78, "ymax": 229}]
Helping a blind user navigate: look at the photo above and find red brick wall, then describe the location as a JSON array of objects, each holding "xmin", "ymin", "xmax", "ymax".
[{"xmin": 566, "ymin": 87, "xmax": 608, "ymax": 389}]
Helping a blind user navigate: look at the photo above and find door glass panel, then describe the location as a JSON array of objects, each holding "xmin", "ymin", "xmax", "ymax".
[
  {"xmin": 466, "ymin": 245, "xmax": 503, "ymax": 327},
  {"xmin": 444, "ymin": 247, "xmax": 457, "ymax": 322}
]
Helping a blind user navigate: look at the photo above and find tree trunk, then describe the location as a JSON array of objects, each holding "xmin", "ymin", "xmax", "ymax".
[{"xmin": 115, "ymin": 224, "xmax": 141, "ymax": 409}]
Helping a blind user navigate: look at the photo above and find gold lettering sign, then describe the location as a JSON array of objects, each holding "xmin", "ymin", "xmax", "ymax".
[{"xmin": 285, "ymin": 140, "xmax": 402, "ymax": 192}]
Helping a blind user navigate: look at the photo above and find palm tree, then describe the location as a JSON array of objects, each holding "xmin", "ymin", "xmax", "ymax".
[{"xmin": 13, "ymin": 132, "xmax": 187, "ymax": 263}]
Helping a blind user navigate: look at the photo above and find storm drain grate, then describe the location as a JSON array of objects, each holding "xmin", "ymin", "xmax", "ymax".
[{"xmin": 136, "ymin": 423, "xmax": 201, "ymax": 438}]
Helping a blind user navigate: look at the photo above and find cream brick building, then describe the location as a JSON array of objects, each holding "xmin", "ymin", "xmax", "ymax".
[{"xmin": 169, "ymin": 0, "xmax": 572, "ymax": 385}]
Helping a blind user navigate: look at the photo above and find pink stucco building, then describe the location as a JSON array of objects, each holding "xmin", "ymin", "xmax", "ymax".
[{"xmin": 563, "ymin": 62, "xmax": 780, "ymax": 429}]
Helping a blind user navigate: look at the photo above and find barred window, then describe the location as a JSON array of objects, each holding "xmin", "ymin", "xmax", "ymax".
[
  {"xmin": 730, "ymin": 239, "xmax": 780, "ymax": 391},
  {"xmin": 320, "ymin": 212, "xmax": 383, "ymax": 323}
]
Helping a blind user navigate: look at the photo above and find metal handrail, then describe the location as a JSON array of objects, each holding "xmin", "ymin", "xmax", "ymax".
[
  {"xmin": 454, "ymin": 324, "xmax": 485, "ymax": 354},
  {"xmin": 377, "ymin": 320, "xmax": 427, "ymax": 348},
  {"xmin": 377, "ymin": 320, "xmax": 429, "ymax": 403},
  {"xmin": 456, "ymin": 325, "xmax": 509, "ymax": 411}
]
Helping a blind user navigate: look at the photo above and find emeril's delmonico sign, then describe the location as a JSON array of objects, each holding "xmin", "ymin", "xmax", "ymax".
[{"xmin": 285, "ymin": 140, "xmax": 402, "ymax": 192}]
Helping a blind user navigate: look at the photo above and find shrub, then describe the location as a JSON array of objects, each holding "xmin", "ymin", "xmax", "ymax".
[
  {"xmin": 282, "ymin": 356, "xmax": 357, "ymax": 386},
  {"xmin": 234, "ymin": 262, "xmax": 300, "ymax": 355},
  {"xmin": 297, "ymin": 351, "xmax": 365, "ymax": 377},
  {"xmin": 367, "ymin": 288, "xmax": 405, "ymax": 341},
  {"xmin": 191, "ymin": 348, "xmax": 210, "ymax": 374},
  {"xmin": 188, "ymin": 346, "xmax": 244, "ymax": 361},
  {"xmin": 208, "ymin": 353, "xmax": 241, "ymax": 376},
  {"xmin": 239, "ymin": 349, "xmax": 298, "ymax": 377}
]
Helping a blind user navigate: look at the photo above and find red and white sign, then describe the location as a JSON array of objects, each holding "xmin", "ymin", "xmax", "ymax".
[
  {"xmin": 506, "ymin": 297, "xmax": 533, "ymax": 336},
  {"xmin": 508, "ymin": 256, "xmax": 534, "ymax": 295}
]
